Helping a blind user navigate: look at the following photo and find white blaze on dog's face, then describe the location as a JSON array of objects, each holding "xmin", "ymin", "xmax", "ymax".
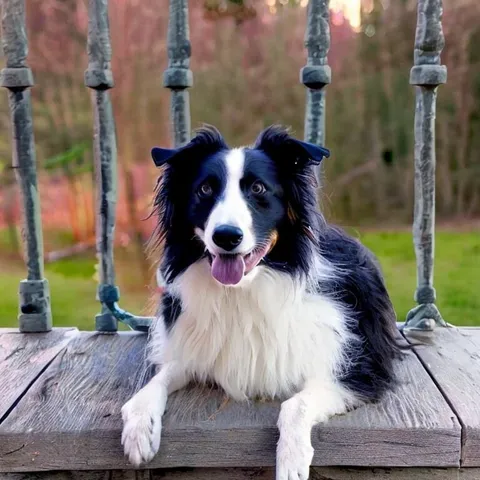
[
  {"xmin": 195, "ymin": 147, "xmax": 283, "ymax": 286},
  {"xmin": 203, "ymin": 149, "xmax": 255, "ymax": 255}
]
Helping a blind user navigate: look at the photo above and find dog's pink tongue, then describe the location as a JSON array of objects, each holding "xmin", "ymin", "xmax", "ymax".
[{"xmin": 211, "ymin": 255, "xmax": 245, "ymax": 285}]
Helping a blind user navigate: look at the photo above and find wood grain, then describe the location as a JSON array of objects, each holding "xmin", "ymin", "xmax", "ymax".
[
  {"xmin": 0, "ymin": 328, "xmax": 78, "ymax": 423},
  {"xmin": 0, "ymin": 472, "xmax": 151, "ymax": 480},
  {"xmin": 2, "ymin": 468, "xmax": 480, "ymax": 480},
  {"xmin": 0, "ymin": 330, "xmax": 460, "ymax": 472},
  {"xmin": 151, "ymin": 467, "xmax": 480, "ymax": 480},
  {"xmin": 0, "ymin": 331, "xmax": 149, "ymax": 472},
  {"xmin": 406, "ymin": 326, "xmax": 480, "ymax": 467}
]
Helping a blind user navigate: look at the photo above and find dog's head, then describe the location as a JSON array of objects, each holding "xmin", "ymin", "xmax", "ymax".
[{"xmin": 151, "ymin": 125, "xmax": 330, "ymax": 286}]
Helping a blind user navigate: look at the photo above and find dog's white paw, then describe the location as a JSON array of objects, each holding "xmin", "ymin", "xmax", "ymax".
[
  {"xmin": 276, "ymin": 433, "xmax": 314, "ymax": 480},
  {"xmin": 121, "ymin": 391, "xmax": 162, "ymax": 466}
]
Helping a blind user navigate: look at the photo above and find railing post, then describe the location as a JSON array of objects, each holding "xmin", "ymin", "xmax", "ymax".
[
  {"xmin": 163, "ymin": 0, "xmax": 193, "ymax": 147},
  {"xmin": 84, "ymin": 0, "xmax": 118, "ymax": 332},
  {"xmin": 301, "ymin": 0, "xmax": 331, "ymax": 185},
  {"xmin": 84, "ymin": 0, "xmax": 152, "ymax": 333},
  {"xmin": 0, "ymin": 0, "xmax": 52, "ymax": 332},
  {"xmin": 405, "ymin": 0, "xmax": 448, "ymax": 332}
]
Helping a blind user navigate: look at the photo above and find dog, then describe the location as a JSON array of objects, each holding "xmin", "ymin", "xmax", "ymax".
[{"xmin": 121, "ymin": 125, "xmax": 402, "ymax": 479}]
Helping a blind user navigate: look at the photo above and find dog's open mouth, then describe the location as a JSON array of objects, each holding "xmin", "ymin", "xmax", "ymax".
[{"xmin": 207, "ymin": 243, "xmax": 271, "ymax": 286}]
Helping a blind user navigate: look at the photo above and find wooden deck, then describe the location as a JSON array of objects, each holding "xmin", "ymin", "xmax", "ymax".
[{"xmin": 1, "ymin": 326, "xmax": 480, "ymax": 479}]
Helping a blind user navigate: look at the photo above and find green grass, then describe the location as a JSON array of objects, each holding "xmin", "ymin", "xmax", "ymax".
[
  {"xmin": 0, "ymin": 230, "xmax": 479, "ymax": 329},
  {"xmin": 0, "ymin": 252, "xmax": 151, "ymax": 330},
  {"xmin": 357, "ymin": 230, "xmax": 480, "ymax": 326}
]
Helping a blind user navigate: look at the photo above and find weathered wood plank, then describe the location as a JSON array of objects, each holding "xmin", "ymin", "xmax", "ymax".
[
  {"xmin": 2, "ymin": 469, "xmax": 480, "ymax": 480},
  {"xmin": 0, "ymin": 331, "xmax": 460, "ymax": 472},
  {"xmin": 150, "ymin": 467, "xmax": 480, "ymax": 480},
  {"xmin": 0, "ymin": 332, "xmax": 149, "ymax": 472},
  {"xmin": 406, "ymin": 327, "xmax": 480, "ymax": 467},
  {"xmin": 316, "ymin": 339, "xmax": 460, "ymax": 467},
  {"xmin": 0, "ymin": 472, "xmax": 151, "ymax": 479},
  {"xmin": 0, "ymin": 328, "xmax": 78, "ymax": 423}
]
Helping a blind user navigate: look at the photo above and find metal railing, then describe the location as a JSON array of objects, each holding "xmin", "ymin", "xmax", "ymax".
[{"xmin": 0, "ymin": 0, "xmax": 447, "ymax": 334}]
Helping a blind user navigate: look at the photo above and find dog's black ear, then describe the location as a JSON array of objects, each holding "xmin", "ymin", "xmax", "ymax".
[
  {"xmin": 151, "ymin": 147, "xmax": 178, "ymax": 167},
  {"xmin": 151, "ymin": 125, "xmax": 229, "ymax": 168},
  {"xmin": 292, "ymin": 139, "xmax": 330, "ymax": 166},
  {"xmin": 254, "ymin": 125, "xmax": 330, "ymax": 167}
]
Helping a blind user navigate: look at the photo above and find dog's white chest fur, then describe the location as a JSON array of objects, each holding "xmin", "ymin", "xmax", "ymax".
[{"xmin": 152, "ymin": 259, "xmax": 351, "ymax": 401}]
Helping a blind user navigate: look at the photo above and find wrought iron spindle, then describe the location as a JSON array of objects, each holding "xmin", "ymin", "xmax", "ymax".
[
  {"xmin": 163, "ymin": 0, "xmax": 193, "ymax": 147},
  {"xmin": 404, "ymin": 0, "xmax": 448, "ymax": 332},
  {"xmin": 85, "ymin": 0, "xmax": 151, "ymax": 332},
  {"xmin": 0, "ymin": 0, "xmax": 52, "ymax": 332},
  {"xmin": 301, "ymin": 0, "xmax": 331, "ymax": 184}
]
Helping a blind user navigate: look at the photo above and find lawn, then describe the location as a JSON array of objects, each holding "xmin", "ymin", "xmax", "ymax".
[
  {"xmin": 0, "ymin": 250, "xmax": 152, "ymax": 330},
  {"xmin": 358, "ymin": 230, "xmax": 480, "ymax": 326},
  {"xmin": 0, "ymin": 230, "xmax": 478, "ymax": 329}
]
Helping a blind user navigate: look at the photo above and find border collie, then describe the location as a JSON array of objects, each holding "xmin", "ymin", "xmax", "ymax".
[{"xmin": 121, "ymin": 125, "xmax": 402, "ymax": 479}]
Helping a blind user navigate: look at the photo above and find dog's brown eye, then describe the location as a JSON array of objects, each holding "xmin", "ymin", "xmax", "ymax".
[
  {"xmin": 199, "ymin": 183, "xmax": 213, "ymax": 197},
  {"xmin": 251, "ymin": 181, "xmax": 266, "ymax": 196}
]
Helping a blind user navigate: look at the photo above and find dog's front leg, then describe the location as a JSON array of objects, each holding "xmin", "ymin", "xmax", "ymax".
[
  {"xmin": 276, "ymin": 379, "xmax": 350, "ymax": 480},
  {"xmin": 121, "ymin": 361, "xmax": 188, "ymax": 466}
]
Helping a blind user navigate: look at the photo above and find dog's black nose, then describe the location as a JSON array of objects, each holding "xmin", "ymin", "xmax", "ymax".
[{"xmin": 212, "ymin": 225, "xmax": 243, "ymax": 251}]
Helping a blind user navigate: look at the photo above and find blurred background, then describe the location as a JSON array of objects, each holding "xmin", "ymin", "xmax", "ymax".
[{"xmin": 0, "ymin": 0, "xmax": 479, "ymax": 329}]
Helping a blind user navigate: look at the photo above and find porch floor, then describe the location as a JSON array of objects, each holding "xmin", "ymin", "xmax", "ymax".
[{"xmin": 0, "ymin": 325, "xmax": 479, "ymax": 477}]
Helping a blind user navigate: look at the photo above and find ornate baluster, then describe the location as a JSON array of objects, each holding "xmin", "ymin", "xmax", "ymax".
[
  {"xmin": 405, "ymin": 0, "xmax": 448, "ymax": 332},
  {"xmin": 84, "ymin": 0, "xmax": 118, "ymax": 332},
  {"xmin": 84, "ymin": 0, "xmax": 152, "ymax": 332},
  {"xmin": 0, "ymin": 0, "xmax": 52, "ymax": 332},
  {"xmin": 301, "ymin": 0, "xmax": 331, "ymax": 184},
  {"xmin": 163, "ymin": 0, "xmax": 193, "ymax": 147}
]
